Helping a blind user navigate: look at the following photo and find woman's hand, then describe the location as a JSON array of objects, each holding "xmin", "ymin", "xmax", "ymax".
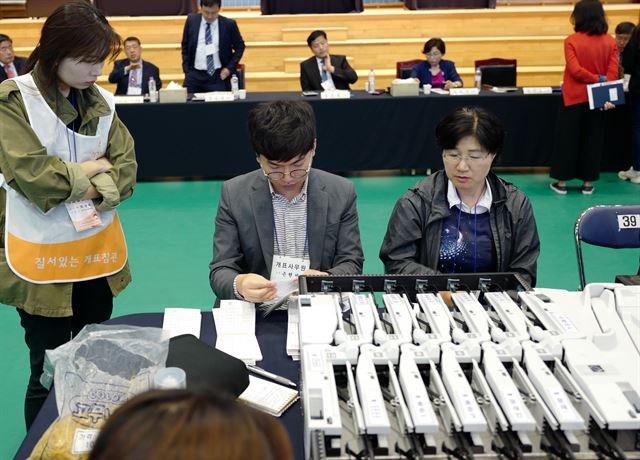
[
  {"xmin": 602, "ymin": 101, "xmax": 615, "ymax": 111},
  {"xmin": 79, "ymin": 158, "xmax": 113, "ymax": 178}
]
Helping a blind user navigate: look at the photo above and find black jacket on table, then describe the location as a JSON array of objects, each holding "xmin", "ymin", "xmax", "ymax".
[
  {"xmin": 0, "ymin": 56, "xmax": 27, "ymax": 83},
  {"xmin": 300, "ymin": 54, "xmax": 358, "ymax": 91},
  {"xmin": 379, "ymin": 170, "xmax": 540, "ymax": 287},
  {"xmin": 108, "ymin": 59, "xmax": 162, "ymax": 95}
]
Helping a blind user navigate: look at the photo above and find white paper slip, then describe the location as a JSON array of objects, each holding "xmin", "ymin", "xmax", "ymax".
[
  {"xmin": 64, "ymin": 200, "xmax": 102, "ymax": 232},
  {"xmin": 430, "ymin": 88, "xmax": 449, "ymax": 95},
  {"xmin": 114, "ymin": 95, "xmax": 144, "ymax": 104},
  {"xmin": 214, "ymin": 300, "xmax": 263, "ymax": 364},
  {"xmin": 522, "ymin": 87, "xmax": 552, "ymax": 94},
  {"xmin": 162, "ymin": 308, "xmax": 202, "ymax": 338},
  {"xmin": 238, "ymin": 375, "xmax": 299, "ymax": 417},
  {"xmin": 449, "ymin": 87, "xmax": 480, "ymax": 95}
]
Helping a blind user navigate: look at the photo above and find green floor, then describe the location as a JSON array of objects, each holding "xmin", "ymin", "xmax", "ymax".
[{"xmin": 2, "ymin": 172, "xmax": 638, "ymax": 456}]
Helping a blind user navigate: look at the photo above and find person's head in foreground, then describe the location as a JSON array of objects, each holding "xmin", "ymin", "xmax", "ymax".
[
  {"xmin": 24, "ymin": 0, "xmax": 121, "ymax": 93},
  {"xmin": 436, "ymin": 106, "xmax": 504, "ymax": 201},
  {"xmin": 249, "ymin": 100, "xmax": 316, "ymax": 199},
  {"xmin": 89, "ymin": 388, "xmax": 294, "ymax": 460}
]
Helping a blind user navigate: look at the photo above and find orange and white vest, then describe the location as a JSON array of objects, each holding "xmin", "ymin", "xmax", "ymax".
[{"xmin": 0, "ymin": 74, "xmax": 127, "ymax": 284}]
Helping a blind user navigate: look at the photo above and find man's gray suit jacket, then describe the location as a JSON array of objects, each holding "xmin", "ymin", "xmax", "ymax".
[{"xmin": 209, "ymin": 168, "xmax": 364, "ymax": 300}]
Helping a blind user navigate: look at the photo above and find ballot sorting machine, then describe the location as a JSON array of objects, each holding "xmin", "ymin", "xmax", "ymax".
[{"xmin": 296, "ymin": 273, "xmax": 640, "ymax": 460}]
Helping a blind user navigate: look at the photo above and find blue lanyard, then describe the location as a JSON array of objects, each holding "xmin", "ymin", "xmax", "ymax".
[
  {"xmin": 272, "ymin": 206, "xmax": 309, "ymax": 258},
  {"xmin": 65, "ymin": 90, "xmax": 77, "ymax": 163}
]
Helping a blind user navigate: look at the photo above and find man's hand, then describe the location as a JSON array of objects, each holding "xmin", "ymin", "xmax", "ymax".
[
  {"xmin": 236, "ymin": 274, "xmax": 277, "ymax": 303},
  {"xmin": 323, "ymin": 56, "xmax": 335, "ymax": 74},
  {"xmin": 301, "ymin": 269, "xmax": 329, "ymax": 276},
  {"xmin": 125, "ymin": 63, "xmax": 141, "ymax": 73},
  {"xmin": 220, "ymin": 68, "xmax": 231, "ymax": 80}
]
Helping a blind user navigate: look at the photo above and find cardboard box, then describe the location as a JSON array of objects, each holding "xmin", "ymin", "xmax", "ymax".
[
  {"xmin": 159, "ymin": 87, "xmax": 187, "ymax": 103},
  {"xmin": 390, "ymin": 79, "xmax": 419, "ymax": 97}
]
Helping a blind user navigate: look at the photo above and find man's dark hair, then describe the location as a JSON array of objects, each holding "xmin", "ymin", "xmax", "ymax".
[
  {"xmin": 0, "ymin": 34, "xmax": 12, "ymax": 44},
  {"xmin": 201, "ymin": 0, "xmax": 221, "ymax": 7},
  {"xmin": 124, "ymin": 36, "xmax": 141, "ymax": 46},
  {"xmin": 307, "ymin": 30, "xmax": 327, "ymax": 47},
  {"xmin": 436, "ymin": 106, "xmax": 504, "ymax": 160},
  {"xmin": 248, "ymin": 101, "xmax": 316, "ymax": 162},
  {"xmin": 422, "ymin": 38, "xmax": 446, "ymax": 55},
  {"xmin": 615, "ymin": 21, "xmax": 635, "ymax": 35},
  {"xmin": 571, "ymin": 0, "xmax": 608, "ymax": 35}
]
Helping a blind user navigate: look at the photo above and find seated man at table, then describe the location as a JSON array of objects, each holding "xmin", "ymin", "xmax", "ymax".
[
  {"xmin": 0, "ymin": 34, "xmax": 27, "ymax": 83},
  {"xmin": 300, "ymin": 30, "xmax": 358, "ymax": 92},
  {"xmin": 108, "ymin": 36, "xmax": 162, "ymax": 96},
  {"xmin": 209, "ymin": 100, "xmax": 364, "ymax": 304},
  {"xmin": 181, "ymin": 0, "xmax": 245, "ymax": 93}
]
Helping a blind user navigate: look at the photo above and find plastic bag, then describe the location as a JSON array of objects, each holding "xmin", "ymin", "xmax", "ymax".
[{"xmin": 29, "ymin": 324, "xmax": 170, "ymax": 459}]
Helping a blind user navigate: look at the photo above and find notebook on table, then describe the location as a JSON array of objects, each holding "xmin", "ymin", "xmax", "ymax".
[{"xmin": 238, "ymin": 375, "xmax": 299, "ymax": 417}]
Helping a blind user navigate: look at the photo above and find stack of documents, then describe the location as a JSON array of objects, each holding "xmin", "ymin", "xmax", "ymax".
[
  {"xmin": 213, "ymin": 300, "xmax": 263, "ymax": 365},
  {"xmin": 238, "ymin": 375, "xmax": 299, "ymax": 417},
  {"xmin": 286, "ymin": 302, "xmax": 300, "ymax": 360},
  {"xmin": 162, "ymin": 307, "xmax": 202, "ymax": 338}
]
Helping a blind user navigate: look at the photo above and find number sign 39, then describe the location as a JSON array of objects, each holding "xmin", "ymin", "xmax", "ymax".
[{"xmin": 617, "ymin": 214, "xmax": 640, "ymax": 230}]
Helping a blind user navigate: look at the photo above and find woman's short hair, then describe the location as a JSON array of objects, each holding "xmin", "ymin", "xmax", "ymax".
[
  {"xmin": 89, "ymin": 388, "xmax": 294, "ymax": 460},
  {"xmin": 422, "ymin": 38, "xmax": 446, "ymax": 55},
  {"xmin": 571, "ymin": 0, "xmax": 608, "ymax": 35},
  {"xmin": 435, "ymin": 106, "xmax": 505, "ymax": 159},
  {"xmin": 24, "ymin": 1, "xmax": 121, "ymax": 88},
  {"xmin": 248, "ymin": 100, "xmax": 316, "ymax": 162}
]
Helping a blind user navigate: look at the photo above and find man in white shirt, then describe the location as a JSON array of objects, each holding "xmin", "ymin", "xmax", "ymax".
[
  {"xmin": 0, "ymin": 34, "xmax": 26, "ymax": 83},
  {"xmin": 181, "ymin": 0, "xmax": 245, "ymax": 93}
]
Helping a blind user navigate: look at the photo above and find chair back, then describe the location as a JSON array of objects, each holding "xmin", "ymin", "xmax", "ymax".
[
  {"xmin": 396, "ymin": 59, "xmax": 423, "ymax": 78},
  {"xmin": 475, "ymin": 58, "xmax": 517, "ymax": 68},
  {"xmin": 574, "ymin": 205, "xmax": 640, "ymax": 289}
]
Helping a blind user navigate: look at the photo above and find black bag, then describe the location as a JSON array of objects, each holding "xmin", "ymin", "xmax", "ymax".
[{"xmin": 166, "ymin": 334, "xmax": 249, "ymax": 397}]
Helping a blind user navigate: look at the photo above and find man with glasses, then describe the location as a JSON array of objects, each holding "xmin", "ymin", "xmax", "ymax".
[
  {"xmin": 380, "ymin": 106, "xmax": 540, "ymax": 287},
  {"xmin": 0, "ymin": 34, "xmax": 26, "ymax": 83},
  {"xmin": 209, "ymin": 100, "xmax": 364, "ymax": 304}
]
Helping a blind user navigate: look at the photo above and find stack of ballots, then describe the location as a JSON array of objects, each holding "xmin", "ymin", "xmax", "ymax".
[{"xmin": 213, "ymin": 300, "xmax": 263, "ymax": 365}]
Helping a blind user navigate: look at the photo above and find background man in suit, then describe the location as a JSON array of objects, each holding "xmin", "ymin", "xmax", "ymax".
[
  {"xmin": 300, "ymin": 30, "xmax": 358, "ymax": 92},
  {"xmin": 0, "ymin": 34, "xmax": 26, "ymax": 83},
  {"xmin": 108, "ymin": 36, "xmax": 162, "ymax": 96},
  {"xmin": 209, "ymin": 100, "xmax": 364, "ymax": 304},
  {"xmin": 181, "ymin": 0, "xmax": 245, "ymax": 93}
]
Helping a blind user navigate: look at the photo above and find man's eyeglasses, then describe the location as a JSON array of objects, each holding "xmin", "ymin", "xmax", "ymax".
[
  {"xmin": 262, "ymin": 162, "xmax": 311, "ymax": 181},
  {"xmin": 443, "ymin": 151, "xmax": 491, "ymax": 164}
]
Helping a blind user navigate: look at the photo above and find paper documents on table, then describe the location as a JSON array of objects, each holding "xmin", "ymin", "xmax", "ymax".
[
  {"xmin": 213, "ymin": 300, "xmax": 262, "ymax": 365},
  {"xmin": 286, "ymin": 301, "xmax": 300, "ymax": 360},
  {"xmin": 239, "ymin": 375, "xmax": 299, "ymax": 417},
  {"xmin": 162, "ymin": 307, "xmax": 202, "ymax": 338}
]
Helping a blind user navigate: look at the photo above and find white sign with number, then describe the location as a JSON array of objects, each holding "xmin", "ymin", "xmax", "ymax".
[{"xmin": 618, "ymin": 214, "xmax": 640, "ymax": 230}]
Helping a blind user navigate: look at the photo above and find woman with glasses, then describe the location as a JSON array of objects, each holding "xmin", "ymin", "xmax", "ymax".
[
  {"xmin": 411, "ymin": 38, "xmax": 463, "ymax": 90},
  {"xmin": 380, "ymin": 106, "xmax": 540, "ymax": 287}
]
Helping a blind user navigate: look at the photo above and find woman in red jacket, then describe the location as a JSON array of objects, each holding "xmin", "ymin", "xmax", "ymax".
[{"xmin": 549, "ymin": 0, "xmax": 618, "ymax": 195}]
